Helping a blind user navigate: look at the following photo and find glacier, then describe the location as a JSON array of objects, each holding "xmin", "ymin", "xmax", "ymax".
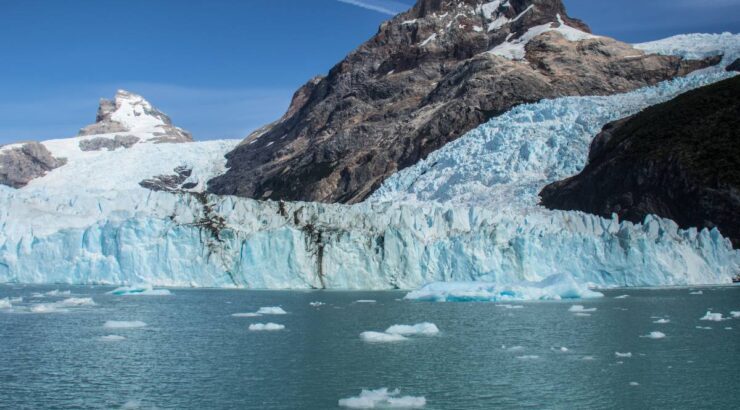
[{"xmin": 0, "ymin": 34, "xmax": 739, "ymax": 292}]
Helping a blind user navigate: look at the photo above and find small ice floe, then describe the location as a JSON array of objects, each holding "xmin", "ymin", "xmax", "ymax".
[
  {"xmin": 45, "ymin": 289, "xmax": 72, "ymax": 297},
  {"xmin": 355, "ymin": 300, "xmax": 377, "ymax": 303},
  {"xmin": 581, "ymin": 356, "xmax": 596, "ymax": 361},
  {"xmin": 725, "ymin": 327, "xmax": 733, "ymax": 330},
  {"xmin": 248, "ymin": 323, "xmax": 285, "ymax": 331},
  {"xmin": 550, "ymin": 346, "xmax": 569, "ymax": 352},
  {"xmin": 338, "ymin": 388, "xmax": 425, "ymax": 409},
  {"xmin": 614, "ymin": 295, "xmax": 630, "ymax": 299},
  {"xmin": 496, "ymin": 304, "xmax": 524, "ymax": 309},
  {"xmin": 695, "ymin": 326, "xmax": 712, "ymax": 330},
  {"xmin": 385, "ymin": 323, "xmax": 439, "ymax": 336},
  {"xmin": 0, "ymin": 298, "xmax": 11, "ymax": 309},
  {"xmin": 629, "ymin": 382, "xmax": 640, "ymax": 387},
  {"xmin": 30, "ymin": 303, "xmax": 62, "ymax": 313},
  {"xmin": 615, "ymin": 352, "xmax": 632, "ymax": 358},
  {"xmin": 653, "ymin": 318, "xmax": 670, "ymax": 324},
  {"xmin": 257, "ymin": 307, "xmax": 287, "ymax": 315},
  {"xmin": 360, "ymin": 331, "xmax": 408, "ymax": 343},
  {"xmin": 58, "ymin": 297, "xmax": 95, "ymax": 307},
  {"xmin": 569, "ymin": 305, "xmax": 597, "ymax": 313},
  {"xmin": 99, "ymin": 335, "xmax": 126, "ymax": 342},
  {"xmin": 231, "ymin": 313, "xmax": 262, "ymax": 318},
  {"xmin": 309, "ymin": 302, "xmax": 325, "ymax": 307},
  {"xmin": 689, "ymin": 290, "xmax": 703, "ymax": 295},
  {"xmin": 108, "ymin": 285, "xmax": 171, "ymax": 296},
  {"xmin": 641, "ymin": 331, "xmax": 666, "ymax": 339},
  {"xmin": 730, "ymin": 311, "xmax": 740, "ymax": 318},
  {"xmin": 516, "ymin": 355, "xmax": 540, "ymax": 360},
  {"xmin": 104, "ymin": 320, "xmax": 147, "ymax": 329},
  {"xmin": 505, "ymin": 345, "xmax": 525, "ymax": 352},
  {"xmin": 699, "ymin": 311, "xmax": 726, "ymax": 322}
]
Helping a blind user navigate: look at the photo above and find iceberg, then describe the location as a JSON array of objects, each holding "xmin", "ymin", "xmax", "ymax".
[
  {"xmin": 699, "ymin": 312, "xmax": 726, "ymax": 322},
  {"xmin": 385, "ymin": 323, "xmax": 440, "ymax": 336},
  {"xmin": 256, "ymin": 307, "xmax": 287, "ymax": 315},
  {"xmin": 360, "ymin": 331, "xmax": 408, "ymax": 343}
]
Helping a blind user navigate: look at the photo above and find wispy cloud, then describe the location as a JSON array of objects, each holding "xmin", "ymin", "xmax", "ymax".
[{"xmin": 336, "ymin": 0, "xmax": 410, "ymax": 16}]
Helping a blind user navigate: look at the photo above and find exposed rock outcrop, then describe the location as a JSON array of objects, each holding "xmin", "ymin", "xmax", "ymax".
[
  {"xmin": 0, "ymin": 142, "xmax": 67, "ymax": 188},
  {"xmin": 79, "ymin": 135, "xmax": 141, "ymax": 151},
  {"xmin": 540, "ymin": 76, "xmax": 740, "ymax": 247},
  {"xmin": 79, "ymin": 90, "xmax": 193, "ymax": 144},
  {"xmin": 727, "ymin": 58, "xmax": 740, "ymax": 72},
  {"xmin": 208, "ymin": 0, "xmax": 720, "ymax": 203},
  {"xmin": 139, "ymin": 166, "xmax": 195, "ymax": 192}
]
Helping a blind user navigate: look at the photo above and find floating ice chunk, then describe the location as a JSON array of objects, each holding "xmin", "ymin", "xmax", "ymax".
[
  {"xmin": 689, "ymin": 291, "xmax": 703, "ymax": 295},
  {"xmin": 0, "ymin": 298, "xmax": 11, "ymax": 309},
  {"xmin": 496, "ymin": 304, "xmax": 524, "ymax": 309},
  {"xmin": 405, "ymin": 274, "xmax": 603, "ymax": 302},
  {"xmin": 696, "ymin": 326, "xmax": 712, "ymax": 330},
  {"xmin": 360, "ymin": 331, "xmax": 408, "ymax": 343},
  {"xmin": 309, "ymin": 302, "xmax": 325, "ymax": 307},
  {"xmin": 506, "ymin": 345, "xmax": 525, "ymax": 352},
  {"xmin": 642, "ymin": 331, "xmax": 666, "ymax": 339},
  {"xmin": 629, "ymin": 382, "xmax": 640, "ymax": 387},
  {"xmin": 729, "ymin": 311, "xmax": 740, "ymax": 318},
  {"xmin": 699, "ymin": 312, "xmax": 725, "ymax": 322},
  {"xmin": 569, "ymin": 305, "xmax": 597, "ymax": 313},
  {"xmin": 231, "ymin": 312, "xmax": 262, "ymax": 318},
  {"xmin": 99, "ymin": 335, "xmax": 126, "ymax": 342},
  {"xmin": 338, "ymin": 388, "xmax": 426, "ymax": 409},
  {"xmin": 615, "ymin": 352, "xmax": 632, "ymax": 358},
  {"xmin": 582, "ymin": 356, "xmax": 596, "ymax": 361},
  {"xmin": 614, "ymin": 295, "xmax": 630, "ymax": 299},
  {"xmin": 30, "ymin": 303, "xmax": 64, "ymax": 313},
  {"xmin": 725, "ymin": 327, "xmax": 733, "ymax": 330},
  {"xmin": 249, "ymin": 323, "xmax": 285, "ymax": 331},
  {"xmin": 257, "ymin": 307, "xmax": 287, "ymax": 315},
  {"xmin": 108, "ymin": 285, "xmax": 171, "ymax": 296},
  {"xmin": 385, "ymin": 323, "xmax": 439, "ymax": 336},
  {"xmin": 355, "ymin": 300, "xmax": 377, "ymax": 303},
  {"xmin": 653, "ymin": 318, "xmax": 670, "ymax": 324},
  {"xmin": 559, "ymin": 347, "xmax": 569, "ymax": 352},
  {"xmin": 58, "ymin": 297, "xmax": 95, "ymax": 307},
  {"xmin": 104, "ymin": 320, "xmax": 147, "ymax": 329},
  {"xmin": 45, "ymin": 289, "xmax": 71, "ymax": 296},
  {"xmin": 516, "ymin": 355, "xmax": 540, "ymax": 360}
]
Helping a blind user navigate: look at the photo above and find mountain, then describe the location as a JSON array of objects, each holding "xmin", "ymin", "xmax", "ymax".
[
  {"xmin": 208, "ymin": 0, "xmax": 719, "ymax": 203},
  {"xmin": 540, "ymin": 75, "xmax": 740, "ymax": 247}
]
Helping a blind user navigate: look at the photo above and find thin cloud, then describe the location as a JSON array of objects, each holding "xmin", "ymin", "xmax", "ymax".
[{"xmin": 337, "ymin": 0, "xmax": 410, "ymax": 16}]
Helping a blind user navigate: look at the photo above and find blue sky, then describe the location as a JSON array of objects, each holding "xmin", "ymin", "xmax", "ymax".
[{"xmin": 1, "ymin": 0, "xmax": 738, "ymax": 144}]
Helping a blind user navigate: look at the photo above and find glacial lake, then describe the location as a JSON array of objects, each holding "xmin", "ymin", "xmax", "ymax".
[{"xmin": 1, "ymin": 284, "xmax": 738, "ymax": 409}]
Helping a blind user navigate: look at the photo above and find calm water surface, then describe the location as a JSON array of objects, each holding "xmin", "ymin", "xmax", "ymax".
[{"xmin": 0, "ymin": 285, "xmax": 738, "ymax": 409}]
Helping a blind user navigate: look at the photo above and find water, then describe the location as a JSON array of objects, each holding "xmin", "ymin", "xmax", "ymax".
[{"xmin": 1, "ymin": 285, "xmax": 738, "ymax": 409}]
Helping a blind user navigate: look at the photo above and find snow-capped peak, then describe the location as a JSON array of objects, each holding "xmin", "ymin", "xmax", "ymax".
[{"xmin": 78, "ymin": 89, "xmax": 192, "ymax": 143}]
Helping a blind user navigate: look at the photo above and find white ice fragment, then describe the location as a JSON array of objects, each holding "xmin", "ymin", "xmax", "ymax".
[
  {"xmin": 506, "ymin": 345, "xmax": 525, "ymax": 352},
  {"xmin": 516, "ymin": 355, "xmax": 539, "ymax": 360},
  {"xmin": 729, "ymin": 311, "xmax": 740, "ymax": 318},
  {"xmin": 699, "ymin": 311, "xmax": 725, "ymax": 322},
  {"xmin": 582, "ymin": 356, "xmax": 596, "ymax": 361},
  {"xmin": 559, "ymin": 347, "xmax": 569, "ymax": 352},
  {"xmin": 569, "ymin": 305, "xmax": 597, "ymax": 313},
  {"xmin": 696, "ymin": 326, "xmax": 712, "ymax": 330},
  {"xmin": 58, "ymin": 297, "xmax": 95, "ymax": 307},
  {"xmin": 249, "ymin": 323, "xmax": 285, "ymax": 331},
  {"xmin": 338, "ymin": 388, "xmax": 426, "ymax": 408},
  {"xmin": 385, "ymin": 323, "xmax": 440, "ymax": 336},
  {"xmin": 725, "ymin": 327, "xmax": 733, "ymax": 330},
  {"xmin": 99, "ymin": 335, "xmax": 126, "ymax": 342},
  {"xmin": 642, "ymin": 331, "xmax": 666, "ymax": 339},
  {"xmin": 360, "ymin": 331, "xmax": 408, "ymax": 343},
  {"xmin": 45, "ymin": 289, "xmax": 71, "ymax": 296},
  {"xmin": 615, "ymin": 352, "xmax": 632, "ymax": 358},
  {"xmin": 104, "ymin": 320, "xmax": 147, "ymax": 329},
  {"xmin": 231, "ymin": 313, "xmax": 262, "ymax": 317},
  {"xmin": 108, "ymin": 285, "xmax": 171, "ymax": 296},
  {"xmin": 629, "ymin": 382, "xmax": 640, "ymax": 386},
  {"xmin": 309, "ymin": 302, "xmax": 325, "ymax": 307},
  {"xmin": 355, "ymin": 300, "xmax": 377, "ymax": 303},
  {"xmin": 496, "ymin": 304, "xmax": 524, "ymax": 309},
  {"xmin": 0, "ymin": 298, "xmax": 11, "ymax": 309},
  {"xmin": 614, "ymin": 295, "xmax": 630, "ymax": 299},
  {"xmin": 653, "ymin": 318, "xmax": 670, "ymax": 324},
  {"xmin": 689, "ymin": 290, "xmax": 703, "ymax": 295},
  {"xmin": 257, "ymin": 307, "xmax": 287, "ymax": 315}
]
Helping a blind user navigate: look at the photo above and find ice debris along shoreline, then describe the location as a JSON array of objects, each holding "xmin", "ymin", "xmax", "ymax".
[{"xmin": 0, "ymin": 35, "xmax": 738, "ymax": 290}]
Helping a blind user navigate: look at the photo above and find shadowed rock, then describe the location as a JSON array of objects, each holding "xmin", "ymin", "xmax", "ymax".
[
  {"xmin": 540, "ymin": 76, "xmax": 740, "ymax": 247},
  {"xmin": 79, "ymin": 135, "xmax": 141, "ymax": 151},
  {"xmin": 139, "ymin": 166, "xmax": 194, "ymax": 192},
  {"xmin": 0, "ymin": 142, "xmax": 67, "ymax": 188}
]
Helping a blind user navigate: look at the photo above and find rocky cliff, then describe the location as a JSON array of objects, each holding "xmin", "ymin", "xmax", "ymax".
[
  {"xmin": 208, "ymin": 0, "xmax": 720, "ymax": 203},
  {"xmin": 540, "ymin": 76, "xmax": 740, "ymax": 247}
]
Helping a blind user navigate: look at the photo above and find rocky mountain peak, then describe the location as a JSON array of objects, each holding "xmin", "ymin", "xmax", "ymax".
[{"xmin": 79, "ymin": 90, "xmax": 193, "ymax": 144}]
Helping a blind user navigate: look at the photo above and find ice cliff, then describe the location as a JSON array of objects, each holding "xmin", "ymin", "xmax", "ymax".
[{"xmin": 0, "ymin": 34, "xmax": 739, "ymax": 291}]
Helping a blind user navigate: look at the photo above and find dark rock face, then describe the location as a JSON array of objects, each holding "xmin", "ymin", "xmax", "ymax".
[
  {"xmin": 727, "ymin": 58, "xmax": 740, "ymax": 72},
  {"xmin": 139, "ymin": 166, "xmax": 194, "ymax": 192},
  {"xmin": 79, "ymin": 135, "xmax": 141, "ymax": 151},
  {"xmin": 208, "ymin": 0, "xmax": 719, "ymax": 204},
  {"xmin": 540, "ymin": 76, "xmax": 740, "ymax": 247},
  {"xmin": 0, "ymin": 142, "xmax": 67, "ymax": 188}
]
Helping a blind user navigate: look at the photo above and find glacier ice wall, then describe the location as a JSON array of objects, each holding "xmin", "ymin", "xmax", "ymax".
[{"xmin": 1, "ymin": 34, "xmax": 739, "ymax": 289}]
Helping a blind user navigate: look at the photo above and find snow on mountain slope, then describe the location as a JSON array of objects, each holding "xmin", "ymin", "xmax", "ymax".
[{"xmin": 0, "ymin": 35, "xmax": 739, "ymax": 292}]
